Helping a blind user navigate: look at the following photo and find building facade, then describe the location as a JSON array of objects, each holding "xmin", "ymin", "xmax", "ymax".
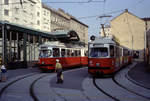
[
  {"xmin": 143, "ymin": 18, "xmax": 150, "ymax": 65},
  {"xmin": 0, "ymin": 0, "xmax": 88, "ymax": 67},
  {"xmin": 70, "ymin": 17, "xmax": 88, "ymax": 46},
  {"xmin": 100, "ymin": 25, "xmax": 111, "ymax": 37},
  {"xmin": 50, "ymin": 8, "xmax": 70, "ymax": 32},
  {"xmin": 0, "ymin": 0, "xmax": 88, "ymax": 45},
  {"xmin": 0, "ymin": 0, "xmax": 43, "ymax": 30},
  {"xmin": 42, "ymin": 4, "xmax": 51, "ymax": 32},
  {"xmin": 110, "ymin": 10, "xmax": 146, "ymax": 59}
]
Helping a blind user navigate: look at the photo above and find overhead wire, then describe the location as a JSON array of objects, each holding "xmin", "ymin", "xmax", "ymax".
[
  {"xmin": 127, "ymin": 0, "xmax": 145, "ymax": 10},
  {"xmin": 0, "ymin": 0, "xmax": 105, "ymax": 5},
  {"xmin": 43, "ymin": 0, "xmax": 105, "ymax": 4}
]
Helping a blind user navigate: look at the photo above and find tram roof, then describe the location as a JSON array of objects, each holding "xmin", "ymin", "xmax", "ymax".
[
  {"xmin": 50, "ymin": 30, "xmax": 80, "ymax": 41},
  {"xmin": 0, "ymin": 21, "xmax": 54, "ymax": 38},
  {"xmin": 90, "ymin": 37, "xmax": 116, "ymax": 44}
]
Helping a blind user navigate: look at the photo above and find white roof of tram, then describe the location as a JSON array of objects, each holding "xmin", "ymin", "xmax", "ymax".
[
  {"xmin": 39, "ymin": 41, "xmax": 85, "ymax": 49},
  {"xmin": 89, "ymin": 37, "xmax": 116, "ymax": 44},
  {"xmin": 40, "ymin": 41, "xmax": 65, "ymax": 48}
]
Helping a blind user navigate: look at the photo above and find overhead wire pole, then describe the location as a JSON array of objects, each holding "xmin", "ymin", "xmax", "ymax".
[
  {"xmin": 98, "ymin": 15, "xmax": 112, "ymax": 37},
  {"xmin": 97, "ymin": 0, "xmax": 112, "ymax": 37}
]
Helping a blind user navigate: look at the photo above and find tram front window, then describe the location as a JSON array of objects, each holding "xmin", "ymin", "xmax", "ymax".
[
  {"xmin": 39, "ymin": 50, "xmax": 52, "ymax": 58},
  {"xmin": 90, "ymin": 48, "xmax": 108, "ymax": 57}
]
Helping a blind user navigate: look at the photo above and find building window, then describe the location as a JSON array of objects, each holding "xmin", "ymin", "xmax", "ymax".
[
  {"xmin": 4, "ymin": 0, "xmax": 9, "ymax": 5},
  {"xmin": 15, "ymin": 17, "xmax": 19, "ymax": 21},
  {"xmin": 24, "ymin": 20, "xmax": 27, "ymax": 23},
  {"xmin": 44, "ymin": 10, "xmax": 46, "ymax": 15},
  {"xmin": 4, "ymin": 9, "xmax": 9, "ymax": 16},
  {"xmin": 37, "ymin": 20, "xmax": 40, "ymax": 25},
  {"xmin": 15, "ymin": 7, "xmax": 19, "ymax": 14},
  {"xmin": 37, "ymin": 12, "xmax": 40, "ymax": 17}
]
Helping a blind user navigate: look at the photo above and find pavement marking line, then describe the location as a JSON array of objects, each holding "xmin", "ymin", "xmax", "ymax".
[
  {"xmin": 6, "ymin": 94, "xmax": 22, "ymax": 98},
  {"xmin": 63, "ymin": 67, "xmax": 87, "ymax": 73},
  {"xmin": 4, "ymin": 89, "xmax": 29, "ymax": 94}
]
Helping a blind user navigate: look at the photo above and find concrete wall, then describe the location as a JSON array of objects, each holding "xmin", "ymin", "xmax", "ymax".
[
  {"xmin": 111, "ymin": 11, "xmax": 146, "ymax": 59},
  {"xmin": 70, "ymin": 18, "xmax": 88, "ymax": 46}
]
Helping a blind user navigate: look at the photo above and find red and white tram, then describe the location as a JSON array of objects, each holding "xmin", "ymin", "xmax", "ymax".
[
  {"xmin": 38, "ymin": 41, "xmax": 88, "ymax": 71},
  {"xmin": 88, "ymin": 37, "xmax": 132, "ymax": 76}
]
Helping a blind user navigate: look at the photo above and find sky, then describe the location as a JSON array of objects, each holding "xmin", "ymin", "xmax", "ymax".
[{"xmin": 42, "ymin": 0, "xmax": 150, "ymax": 38}]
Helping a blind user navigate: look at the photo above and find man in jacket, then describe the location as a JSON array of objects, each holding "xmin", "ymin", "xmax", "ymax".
[{"xmin": 55, "ymin": 59, "xmax": 63, "ymax": 83}]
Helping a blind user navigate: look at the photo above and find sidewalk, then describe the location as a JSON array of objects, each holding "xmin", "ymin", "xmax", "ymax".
[
  {"xmin": 128, "ymin": 61, "xmax": 150, "ymax": 89},
  {"xmin": 0, "ymin": 67, "xmax": 41, "ymax": 82}
]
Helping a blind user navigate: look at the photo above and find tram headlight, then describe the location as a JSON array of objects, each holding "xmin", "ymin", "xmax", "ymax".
[
  {"xmin": 89, "ymin": 61, "xmax": 93, "ymax": 64},
  {"xmin": 112, "ymin": 60, "xmax": 114, "ymax": 65},
  {"xmin": 89, "ymin": 61, "xmax": 93, "ymax": 66},
  {"xmin": 96, "ymin": 63, "xmax": 100, "ymax": 67},
  {"xmin": 42, "ymin": 61, "xmax": 45, "ymax": 64}
]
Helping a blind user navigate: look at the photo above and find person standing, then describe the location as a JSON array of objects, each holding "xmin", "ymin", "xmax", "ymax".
[
  {"xmin": 0, "ymin": 64, "xmax": 7, "ymax": 82},
  {"xmin": 55, "ymin": 59, "xmax": 63, "ymax": 83}
]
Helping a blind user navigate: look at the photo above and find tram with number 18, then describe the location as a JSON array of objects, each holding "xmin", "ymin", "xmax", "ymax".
[
  {"xmin": 38, "ymin": 41, "xmax": 88, "ymax": 72},
  {"xmin": 88, "ymin": 37, "xmax": 132, "ymax": 76}
]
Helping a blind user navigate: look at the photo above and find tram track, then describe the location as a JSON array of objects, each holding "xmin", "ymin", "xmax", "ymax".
[
  {"xmin": 93, "ymin": 77, "xmax": 120, "ymax": 101},
  {"xmin": 112, "ymin": 74, "xmax": 150, "ymax": 100},
  {"xmin": 0, "ymin": 73, "xmax": 37, "ymax": 99},
  {"xmin": 92, "ymin": 64, "xmax": 150, "ymax": 101},
  {"xmin": 30, "ymin": 74, "xmax": 48, "ymax": 101},
  {"xmin": 125, "ymin": 70, "xmax": 150, "ymax": 90},
  {"xmin": 0, "ymin": 73, "xmax": 48, "ymax": 101}
]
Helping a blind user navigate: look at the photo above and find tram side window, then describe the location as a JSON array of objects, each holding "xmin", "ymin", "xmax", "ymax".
[
  {"xmin": 75, "ymin": 50, "xmax": 78, "ymax": 57},
  {"xmin": 77, "ymin": 50, "xmax": 80, "ymax": 57},
  {"xmin": 116, "ymin": 47, "xmax": 120, "ymax": 57},
  {"xmin": 123, "ymin": 49, "xmax": 128, "ymax": 56},
  {"xmin": 71, "ymin": 50, "xmax": 74, "ymax": 57},
  {"xmin": 79, "ymin": 50, "xmax": 81, "ymax": 56},
  {"xmin": 67, "ymin": 49, "xmax": 70, "ymax": 57},
  {"xmin": 53, "ymin": 48, "xmax": 60, "ymax": 57},
  {"xmin": 84, "ymin": 50, "xmax": 88, "ymax": 56},
  {"xmin": 61, "ymin": 49, "xmax": 66, "ymax": 57},
  {"xmin": 110, "ymin": 45, "xmax": 114, "ymax": 57},
  {"xmin": 119, "ymin": 48, "xmax": 123, "ymax": 57}
]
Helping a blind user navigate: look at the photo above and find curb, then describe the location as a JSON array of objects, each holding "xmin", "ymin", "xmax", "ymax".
[{"xmin": 126, "ymin": 63, "xmax": 150, "ymax": 90}]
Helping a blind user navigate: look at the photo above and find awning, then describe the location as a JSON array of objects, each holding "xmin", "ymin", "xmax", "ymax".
[
  {"xmin": 50, "ymin": 30, "xmax": 80, "ymax": 41},
  {"xmin": 0, "ymin": 21, "xmax": 54, "ymax": 38}
]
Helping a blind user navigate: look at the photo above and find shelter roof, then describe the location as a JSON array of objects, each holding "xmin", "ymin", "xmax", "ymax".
[
  {"xmin": 0, "ymin": 21, "xmax": 54, "ymax": 38},
  {"xmin": 50, "ymin": 30, "xmax": 80, "ymax": 41}
]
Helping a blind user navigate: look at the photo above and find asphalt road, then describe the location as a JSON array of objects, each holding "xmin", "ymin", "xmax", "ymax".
[{"xmin": 0, "ymin": 64, "xmax": 150, "ymax": 101}]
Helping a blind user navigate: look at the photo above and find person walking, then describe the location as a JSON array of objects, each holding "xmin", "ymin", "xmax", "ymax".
[
  {"xmin": 0, "ymin": 64, "xmax": 7, "ymax": 82},
  {"xmin": 55, "ymin": 59, "xmax": 63, "ymax": 83}
]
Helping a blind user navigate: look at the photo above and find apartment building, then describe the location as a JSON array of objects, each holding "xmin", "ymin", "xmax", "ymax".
[
  {"xmin": 0, "ymin": 0, "xmax": 42, "ymax": 30},
  {"xmin": 42, "ymin": 4, "xmax": 51, "ymax": 32},
  {"xmin": 142, "ymin": 18, "xmax": 150, "ymax": 64},
  {"xmin": 0, "ymin": 0, "xmax": 88, "ymax": 45},
  {"xmin": 50, "ymin": 8, "xmax": 70, "ymax": 32},
  {"xmin": 100, "ymin": 25, "xmax": 111, "ymax": 37},
  {"xmin": 70, "ymin": 17, "xmax": 88, "ymax": 46},
  {"xmin": 110, "ymin": 10, "xmax": 145, "ymax": 59}
]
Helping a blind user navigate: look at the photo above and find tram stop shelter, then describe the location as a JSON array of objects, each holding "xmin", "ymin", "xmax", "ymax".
[
  {"xmin": 0, "ymin": 21, "xmax": 54, "ymax": 68},
  {"xmin": 0, "ymin": 21, "xmax": 84, "ymax": 69}
]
